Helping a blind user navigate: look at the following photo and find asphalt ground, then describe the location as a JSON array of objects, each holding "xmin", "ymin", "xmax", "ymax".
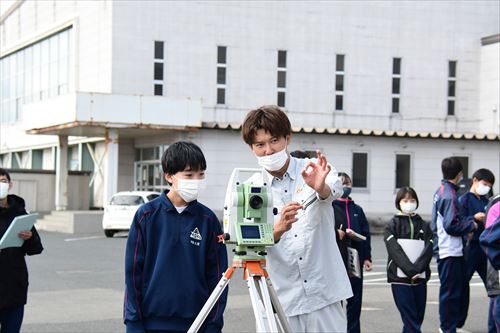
[{"xmin": 18, "ymin": 231, "xmax": 490, "ymax": 332}]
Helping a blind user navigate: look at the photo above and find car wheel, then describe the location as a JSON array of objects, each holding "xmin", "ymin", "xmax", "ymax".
[{"xmin": 104, "ymin": 229, "xmax": 115, "ymax": 238}]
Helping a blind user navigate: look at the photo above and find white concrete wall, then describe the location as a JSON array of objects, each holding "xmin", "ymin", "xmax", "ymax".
[
  {"xmin": 110, "ymin": 1, "xmax": 499, "ymax": 133},
  {"xmin": 479, "ymin": 41, "xmax": 500, "ymax": 134}
]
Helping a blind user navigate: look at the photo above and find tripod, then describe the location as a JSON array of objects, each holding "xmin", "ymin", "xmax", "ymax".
[{"xmin": 188, "ymin": 256, "xmax": 292, "ymax": 333}]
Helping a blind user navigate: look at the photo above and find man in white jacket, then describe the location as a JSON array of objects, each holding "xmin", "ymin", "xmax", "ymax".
[{"xmin": 241, "ymin": 105, "xmax": 353, "ymax": 332}]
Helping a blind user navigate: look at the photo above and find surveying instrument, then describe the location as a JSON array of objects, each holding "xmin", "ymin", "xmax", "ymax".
[{"xmin": 188, "ymin": 168, "xmax": 291, "ymax": 333}]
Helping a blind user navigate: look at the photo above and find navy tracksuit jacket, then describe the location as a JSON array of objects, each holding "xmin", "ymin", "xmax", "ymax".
[
  {"xmin": 432, "ymin": 180, "xmax": 476, "ymax": 333},
  {"xmin": 458, "ymin": 191, "xmax": 490, "ymax": 328},
  {"xmin": 124, "ymin": 191, "xmax": 228, "ymax": 333},
  {"xmin": 333, "ymin": 198, "xmax": 371, "ymax": 333}
]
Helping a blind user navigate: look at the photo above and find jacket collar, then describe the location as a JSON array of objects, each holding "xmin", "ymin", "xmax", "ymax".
[
  {"xmin": 442, "ymin": 179, "xmax": 458, "ymax": 190},
  {"xmin": 160, "ymin": 190, "xmax": 198, "ymax": 214}
]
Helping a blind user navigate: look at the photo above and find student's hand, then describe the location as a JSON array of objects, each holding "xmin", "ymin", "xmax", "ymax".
[
  {"xmin": 301, "ymin": 150, "xmax": 331, "ymax": 199},
  {"xmin": 18, "ymin": 230, "xmax": 32, "ymax": 240},
  {"xmin": 363, "ymin": 260, "xmax": 373, "ymax": 271},
  {"xmin": 274, "ymin": 202, "xmax": 302, "ymax": 240},
  {"xmin": 337, "ymin": 229, "xmax": 346, "ymax": 240},
  {"xmin": 474, "ymin": 212, "xmax": 485, "ymax": 223}
]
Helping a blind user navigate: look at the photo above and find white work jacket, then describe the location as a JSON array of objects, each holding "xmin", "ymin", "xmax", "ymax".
[{"xmin": 265, "ymin": 156, "xmax": 353, "ymax": 317}]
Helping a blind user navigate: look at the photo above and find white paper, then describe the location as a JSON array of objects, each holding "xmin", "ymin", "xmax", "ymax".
[{"xmin": 396, "ymin": 239, "xmax": 426, "ymax": 279}]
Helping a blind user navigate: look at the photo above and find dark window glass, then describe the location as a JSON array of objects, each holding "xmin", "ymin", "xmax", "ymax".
[
  {"xmin": 154, "ymin": 41, "xmax": 164, "ymax": 59},
  {"xmin": 335, "ymin": 95, "xmax": 343, "ymax": 111},
  {"xmin": 455, "ymin": 156, "xmax": 469, "ymax": 178},
  {"xmin": 154, "ymin": 84, "xmax": 163, "ymax": 96},
  {"xmin": 278, "ymin": 50, "xmax": 287, "ymax": 68},
  {"xmin": 154, "ymin": 62, "xmax": 163, "ymax": 80},
  {"xmin": 217, "ymin": 46, "xmax": 227, "ymax": 64},
  {"xmin": 393, "ymin": 58, "xmax": 401, "ymax": 75},
  {"xmin": 336, "ymin": 75, "xmax": 344, "ymax": 91},
  {"xmin": 277, "ymin": 71, "xmax": 286, "ymax": 88},
  {"xmin": 448, "ymin": 80, "xmax": 455, "ymax": 97},
  {"xmin": 449, "ymin": 61, "xmax": 457, "ymax": 78},
  {"xmin": 396, "ymin": 154, "xmax": 411, "ymax": 188},
  {"xmin": 352, "ymin": 153, "xmax": 368, "ymax": 188},
  {"xmin": 392, "ymin": 97, "xmax": 399, "ymax": 113},
  {"xmin": 31, "ymin": 150, "xmax": 43, "ymax": 169},
  {"xmin": 217, "ymin": 88, "xmax": 225, "ymax": 104},
  {"xmin": 392, "ymin": 77, "xmax": 400, "ymax": 94},
  {"xmin": 277, "ymin": 91, "xmax": 286, "ymax": 107},
  {"xmin": 217, "ymin": 67, "xmax": 226, "ymax": 84},
  {"xmin": 448, "ymin": 100, "xmax": 455, "ymax": 116},
  {"xmin": 110, "ymin": 195, "xmax": 144, "ymax": 206},
  {"xmin": 336, "ymin": 54, "xmax": 345, "ymax": 72}
]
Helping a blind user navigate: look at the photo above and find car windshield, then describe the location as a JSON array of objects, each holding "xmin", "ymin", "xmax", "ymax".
[{"xmin": 110, "ymin": 195, "xmax": 144, "ymax": 206}]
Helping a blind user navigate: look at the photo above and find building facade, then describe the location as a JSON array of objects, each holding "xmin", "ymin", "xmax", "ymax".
[{"xmin": 1, "ymin": 1, "xmax": 499, "ymax": 220}]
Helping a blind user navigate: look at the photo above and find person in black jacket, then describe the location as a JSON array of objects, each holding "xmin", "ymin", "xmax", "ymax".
[
  {"xmin": 0, "ymin": 168, "xmax": 43, "ymax": 333},
  {"xmin": 384, "ymin": 187, "xmax": 433, "ymax": 333}
]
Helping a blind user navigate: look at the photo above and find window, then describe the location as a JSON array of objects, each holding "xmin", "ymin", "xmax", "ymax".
[
  {"xmin": 153, "ymin": 41, "xmax": 164, "ymax": 96},
  {"xmin": 154, "ymin": 41, "xmax": 164, "ymax": 60},
  {"xmin": 277, "ymin": 50, "xmax": 287, "ymax": 107},
  {"xmin": 447, "ymin": 60, "xmax": 457, "ymax": 115},
  {"xmin": 154, "ymin": 84, "xmax": 163, "ymax": 96},
  {"xmin": 395, "ymin": 154, "xmax": 411, "ymax": 188},
  {"xmin": 32, "ymin": 149, "xmax": 43, "ymax": 169},
  {"xmin": 335, "ymin": 54, "xmax": 345, "ymax": 111},
  {"xmin": 154, "ymin": 63, "xmax": 163, "ymax": 80},
  {"xmin": 0, "ymin": 27, "xmax": 73, "ymax": 123},
  {"xmin": 217, "ymin": 46, "xmax": 227, "ymax": 105},
  {"xmin": 392, "ymin": 57, "xmax": 401, "ymax": 113},
  {"xmin": 352, "ymin": 152, "xmax": 368, "ymax": 188}
]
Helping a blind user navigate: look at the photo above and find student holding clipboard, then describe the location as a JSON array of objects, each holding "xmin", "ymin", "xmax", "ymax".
[
  {"xmin": 384, "ymin": 187, "xmax": 433, "ymax": 333},
  {"xmin": 0, "ymin": 168, "xmax": 43, "ymax": 333}
]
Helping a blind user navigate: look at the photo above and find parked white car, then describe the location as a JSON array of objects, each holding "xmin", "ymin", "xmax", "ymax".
[{"xmin": 102, "ymin": 191, "xmax": 161, "ymax": 237}]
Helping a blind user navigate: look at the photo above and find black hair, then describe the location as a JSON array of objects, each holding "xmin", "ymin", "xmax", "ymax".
[
  {"xmin": 338, "ymin": 172, "xmax": 352, "ymax": 185},
  {"xmin": 0, "ymin": 168, "xmax": 11, "ymax": 182},
  {"xmin": 161, "ymin": 141, "xmax": 207, "ymax": 178},
  {"xmin": 395, "ymin": 186, "xmax": 419, "ymax": 211},
  {"xmin": 441, "ymin": 157, "xmax": 463, "ymax": 180},
  {"xmin": 290, "ymin": 150, "xmax": 309, "ymax": 159},
  {"xmin": 472, "ymin": 168, "xmax": 495, "ymax": 185}
]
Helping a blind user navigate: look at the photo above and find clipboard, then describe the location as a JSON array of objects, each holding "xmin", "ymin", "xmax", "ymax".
[
  {"xmin": 396, "ymin": 239, "xmax": 426, "ymax": 279},
  {"xmin": 347, "ymin": 246, "xmax": 361, "ymax": 278},
  {"xmin": 0, "ymin": 213, "xmax": 38, "ymax": 250}
]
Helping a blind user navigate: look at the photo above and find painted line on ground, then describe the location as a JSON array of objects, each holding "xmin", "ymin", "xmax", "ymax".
[{"xmin": 64, "ymin": 236, "xmax": 105, "ymax": 242}]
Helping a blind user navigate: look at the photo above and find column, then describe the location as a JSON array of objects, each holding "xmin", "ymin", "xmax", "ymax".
[
  {"xmin": 103, "ymin": 129, "xmax": 119, "ymax": 205},
  {"xmin": 55, "ymin": 135, "xmax": 68, "ymax": 211}
]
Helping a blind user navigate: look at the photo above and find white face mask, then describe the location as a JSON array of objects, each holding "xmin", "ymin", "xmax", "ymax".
[
  {"xmin": 256, "ymin": 147, "xmax": 289, "ymax": 172},
  {"xmin": 401, "ymin": 202, "xmax": 417, "ymax": 214},
  {"xmin": 0, "ymin": 182, "xmax": 9, "ymax": 199},
  {"xmin": 173, "ymin": 178, "xmax": 206, "ymax": 203},
  {"xmin": 476, "ymin": 183, "xmax": 491, "ymax": 196}
]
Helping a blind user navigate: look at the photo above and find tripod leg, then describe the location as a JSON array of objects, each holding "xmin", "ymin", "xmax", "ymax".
[
  {"xmin": 265, "ymin": 277, "xmax": 292, "ymax": 333},
  {"xmin": 247, "ymin": 275, "xmax": 269, "ymax": 333},
  {"xmin": 258, "ymin": 276, "xmax": 279, "ymax": 332},
  {"xmin": 188, "ymin": 267, "xmax": 234, "ymax": 333}
]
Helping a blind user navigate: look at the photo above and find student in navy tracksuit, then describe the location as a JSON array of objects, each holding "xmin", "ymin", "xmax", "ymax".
[
  {"xmin": 480, "ymin": 194, "xmax": 500, "ymax": 333},
  {"xmin": 333, "ymin": 172, "xmax": 372, "ymax": 333},
  {"xmin": 480, "ymin": 194, "xmax": 500, "ymax": 332},
  {"xmin": 124, "ymin": 142, "xmax": 228, "ymax": 333},
  {"xmin": 458, "ymin": 168, "xmax": 495, "ymax": 330},
  {"xmin": 385, "ymin": 187, "xmax": 433, "ymax": 333},
  {"xmin": 432, "ymin": 157, "xmax": 478, "ymax": 333}
]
